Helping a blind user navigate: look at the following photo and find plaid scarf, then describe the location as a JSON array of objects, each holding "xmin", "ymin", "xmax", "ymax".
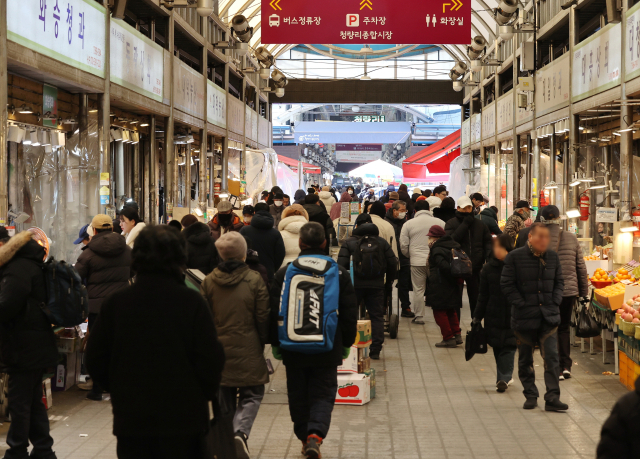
[{"xmin": 528, "ymin": 241, "xmax": 546, "ymax": 266}]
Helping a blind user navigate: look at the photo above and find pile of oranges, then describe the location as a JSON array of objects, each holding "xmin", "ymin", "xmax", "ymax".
[
  {"xmin": 613, "ymin": 268, "xmax": 636, "ymax": 283},
  {"xmin": 592, "ymin": 268, "xmax": 611, "ymax": 283},
  {"xmin": 584, "ymin": 255, "xmax": 600, "ymax": 260}
]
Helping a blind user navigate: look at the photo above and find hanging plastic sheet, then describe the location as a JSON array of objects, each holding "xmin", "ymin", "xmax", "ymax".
[
  {"xmin": 448, "ymin": 153, "xmax": 481, "ymax": 202},
  {"xmin": 243, "ymin": 148, "xmax": 280, "ymax": 203},
  {"xmin": 10, "ymin": 117, "xmax": 101, "ymax": 263},
  {"xmin": 276, "ymin": 163, "xmax": 300, "ymax": 198}
]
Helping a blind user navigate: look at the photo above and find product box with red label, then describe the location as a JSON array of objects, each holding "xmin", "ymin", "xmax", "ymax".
[
  {"xmin": 53, "ymin": 351, "xmax": 80, "ymax": 392},
  {"xmin": 354, "ymin": 320, "xmax": 372, "ymax": 348},
  {"xmin": 336, "ymin": 373, "xmax": 371, "ymax": 406},
  {"xmin": 42, "ymin": 378, "xmax": 53, "ymax": 409}
]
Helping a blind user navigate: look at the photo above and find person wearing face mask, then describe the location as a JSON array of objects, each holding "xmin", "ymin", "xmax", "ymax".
[
  {"xmin": 425, "ymin": 225, "xmax": 463, "ymax": 347},
  {"xmin": 444, "ymin": 196, "xmax": 493, "ymax": 319},
  {"xmin": 208, "ymin": 200, "xmax": 244, "ymax": 241},
  {"xmin": 504, "ymin": 200, "xmax": 532, "ymax": 241},
  {"xmin": 385, "ymin": 200, "xmax": 413, "ymax": 317},
  {"xmin": 346, "ymin": 186, "xmax": 357, "ymax": 202},
  {"xmin": 364, "ymin": 188, "xmax": 378, "ymax": 203},
  {"xmin": 242, "ymin": 205, "xmax": 255, "ymax": 226},
  {"xmin": 269, "ymin": 192, "xmax": 286, "ymax": 228}
]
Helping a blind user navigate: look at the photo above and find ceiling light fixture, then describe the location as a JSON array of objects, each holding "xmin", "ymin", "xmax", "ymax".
[
  {"xmin": 18, "ymin": 104, "xmax": 33, "ymax": 114},
  {"xmin": 620, "ymin": 225, "xmax": 639, "ymax": 233},
  {"xmin": 140, "ymin": 123, "xmax": 149, "ymax": 127},
  {"xmin": 566, "ymin": 208, "xmax": 581, "ymax": 218}
]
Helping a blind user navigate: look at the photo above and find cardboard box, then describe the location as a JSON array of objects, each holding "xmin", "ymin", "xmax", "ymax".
[
  {"xmin": 53, "ymin": 351, "xmax": 79, "ymax": 392},
  {"xmin": 338, "ymin": 345, "xmax": 358, "ymax": 374},
  {"xmin": 365, "ymin": 368, "xmax": 376, "ymax": 399},
  {"xmin": 358, "ymin": 357, "xmax": 371, "ymax": 374},
  {"xmin": 42, "ymin": 378, "xmax": 53, "ymax": 409},
  {"xmin": 357, "ymin": 346, "xmax": 369, "ymax": 360},
  {"xmin": 355, "ymin": 320, "xmax": 372, "ymax": 348},
  {"xmin": 56, "ymin": 336, "xmax": 78, "ymax": 354},
  {"xmin": 336, "ymin": 373, "xmax": 371, "ymax": 406}
]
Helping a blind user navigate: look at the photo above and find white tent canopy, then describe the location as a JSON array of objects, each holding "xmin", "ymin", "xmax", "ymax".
[{"xmin": 348, "ymin": 160, "xmax": 403, "ymax": 183}]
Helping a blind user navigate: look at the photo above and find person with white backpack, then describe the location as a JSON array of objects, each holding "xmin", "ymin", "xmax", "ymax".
[{"xmin": 269, "ymin": 222, "xmax": 358, "ymax": 459}]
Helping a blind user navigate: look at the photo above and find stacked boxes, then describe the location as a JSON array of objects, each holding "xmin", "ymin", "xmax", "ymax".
[
  {"xmin": 336, "ymin": 320, "xmax": 375, "ymax": 405},
  {"xmin": 42, "ymin": 378, "xmax": 53, "ymax": 409},
  {"xmin": 619, "ymin": 351, "xmax": 640, "ymax": 391}
]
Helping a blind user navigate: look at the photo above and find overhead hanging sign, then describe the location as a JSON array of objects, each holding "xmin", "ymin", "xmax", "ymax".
[
  {"xmin": 261, "ymin": 0, "xmax": 471, "ymax": 44},
  {"xmin": 335, "ymin": 144, "xmax": 382, "ymax": 163},
  {"xmin": 295, "ymin": 121, "xmax": 411, "ymax": 144},
  {"xmin": 174, "ymin": 58, "xmax": 205, "ymax": 119},
  {"xmin": 8, "ymin": 0, "xmax": 106, "ymax": 77},
  {"xmin": 110, "ymin": 19, "xmax": 164, "ymax": 102}
]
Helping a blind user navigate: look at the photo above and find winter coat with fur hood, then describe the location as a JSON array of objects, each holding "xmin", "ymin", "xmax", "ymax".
[
  {"xmin": 278, "ymin": 215, "xmax": 307, "ymax": 269},
  {"xmin": 0, "ymin": 232, "xmax": 58, "ymax": 373},
  {"xmin": 319, "ymin": 190, "xmax": 336, "ymax": 210}
]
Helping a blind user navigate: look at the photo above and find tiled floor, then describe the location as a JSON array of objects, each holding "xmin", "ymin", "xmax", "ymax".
[{"xmin": 0, "ymin": 298, "xmax": 627, "ymax": 459}]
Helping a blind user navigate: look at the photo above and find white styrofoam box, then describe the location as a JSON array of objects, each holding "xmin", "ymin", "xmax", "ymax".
[
  {"xmin": 338, "ymin": 345, "xmax": 358, "ymax": 374},
  {"xmin": 336, "ymin": 373, "xmax": 371, "ymax": 406}
]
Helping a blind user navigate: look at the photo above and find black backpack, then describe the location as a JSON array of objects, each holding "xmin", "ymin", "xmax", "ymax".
[
  {"xmin": 450, "ymin": 248, "xmax": 472, "ymax": 279},
  {"xmin": 352, "ymin": 235, "xmax": 387, "ymax": 278},
  {"xmin": 40, "ymin": 259, "xmax": 89, "ymax": 327}
]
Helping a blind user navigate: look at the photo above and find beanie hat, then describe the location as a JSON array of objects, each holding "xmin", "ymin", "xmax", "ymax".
[{"xmin": 215, "ymin": 231, "xmax": 247, "ymax": 261}]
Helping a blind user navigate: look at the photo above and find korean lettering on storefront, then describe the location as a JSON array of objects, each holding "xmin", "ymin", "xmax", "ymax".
[
  {"xmin": 625, "ymin": 1, "xmax": 640, "ymax": 82},
  {"xmin": 481, "ymin": 102, "xmax": 495, "ymax": 140},
  {"xmin": 174, "ymin": 59, "xmax": 205, "ymax": 119},
  {"xmin": 8, "ymin": 0, "xmax": 106, "ymax": 77},
  {"xmin": 470, "ymin": 113, "xmax": 481, "ymax": 144},
  {"xmin": 354, "ymin": 115, "xmax": 385, "ymax": 122},
  {"xmin": 535, "ymin": 53, "xmax": 570, "ymax": 116},
  {"xmin": 572, "ymin": 22, "xmax": 621, "ymax": 102},
  {"xmin": 207, "ymin": 81, "xmax": 227, "ymax": 129},
  {"xmin": 461, "ymin": 118, "xmax": 470, "ymax": 147},
  {"xmin": 110, "ymin": 19, "xmax": 163, "ymax": 102},
  {"xmin": 496, "ymin": 90, "xmax": 513, "ymax": 133}
]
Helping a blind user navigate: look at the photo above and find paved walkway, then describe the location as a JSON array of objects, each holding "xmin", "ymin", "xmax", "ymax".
[{"xmin": 0, "ymin": 302, "xmax": 627, "ymax": 459}]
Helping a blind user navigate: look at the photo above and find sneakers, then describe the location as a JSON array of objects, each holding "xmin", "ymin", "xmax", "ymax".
[
  {"xmin": 559, "ymin": 374, "xmax": 565, "ymax": 381},
  {"xmin": 435, "ymin": 338, "xmax": 458, "ymax": 348},
  {"xmin": 454, "ymin": 334, "xmax": 463, "ymax": 345},
  {"xmin": 305, "ymin": 434, "xmax": 323, "ymax": 459},
  {"xmin": 545, "ymin": 399, "xmax": 569, "ymax": 412},
  {"xmin": 401, "ymin": 310, "xmax": 416, "ymax": 318},
  {"xmin": 370, "ymin": 351, "xmax": 380, "ymax": 360},
  {"xmin": 523, "ymin": 398, "xmax": 538, "ymax": 410},
  {"xmin": 496, "ymin": 380, "xmax": 508, "ymax": 393},
  {"xmin": 507, "ymin": 378, "xmax": 514, "ymax": 386},
  {"xmin": 235, "ymin": 432, "xmax": 250, "ymax": 459},
  {"xmin": 411, "ymin": 317, "xmax": 425, "ymax": 325},
  {"xmin": 562, "ymin": 369, "xmax": 572, "ymax": 379},
  {"xmin": 86, "ymin": 391, "xmax": 103, "ymax": 401}
]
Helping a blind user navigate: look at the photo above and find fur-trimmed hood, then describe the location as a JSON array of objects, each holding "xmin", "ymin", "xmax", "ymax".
[{"xmin": 0, "ymin": 231, "xmax": 33, "ymax": 268}]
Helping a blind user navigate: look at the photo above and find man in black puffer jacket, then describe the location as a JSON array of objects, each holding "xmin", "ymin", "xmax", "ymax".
[
  {"xmin": 337, "ymin": 214, "xmax": 397, "ymax": 360},
  {"xmin": 0, "ymin": 230, "xmax": 59, "ymax": 459},
  {"xmin": 240, "ymin": 203, "xmax": 285, "ymax": 280},
  {"xmin": 597, "ymin": 375, "xmax": 640, "ymax": 459},
  {"xmin": 75, "ymin": 214, "xmax": 132, "ymax": 401},
  {"xmin": 444, "ymin": 196, "xmax": 492, "ymax": 317},
  {"xmin": 182, "ymin": 222, "xmax": 219, "ymax": 275},
  {"xmin": 500, "ymin": 223, "xmax": 567, "ymax": 412}
]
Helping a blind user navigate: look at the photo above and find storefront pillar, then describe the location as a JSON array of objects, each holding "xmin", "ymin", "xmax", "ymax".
[
  {"xmin": 532, "ymin": 131, "xmax": 540, "ymax": 210},
  {"xmin": 149, "ymin": 115, "xmax": 157, "ymax": 224},
  {"xmin": 185, "ymin": 142, "xmax": 191, "ymax": 210},
  {"xmin": 199, "ymin": 17, "xmax": 208, "ymax": 216},
  {"xmin": 165, "ymin": 14, "xmax": 175, "ymax": 221},
  {"xmin": 133, "ymin": 140, "xmax": 141, "ymax": 207},
  {"xmin": 620, "ymin": 0, "xmax": 633, "ymax": 220},
  {"xmin": 513, "ymin": 135, "xmax": 521, "ymax": 205},
  {"xmin": 0, "ymin": 0, "xmax": 6, "ymax": 224},
  {"xmin": 222, "ymin": 63, "xmax": 230, "ymax": 193},
  {"xmin": 78, "ymin": 94, "xmax": 89, "ymax": 223},
  {"xmin": 98, "ymin": 0, "xmax": 111, "ymax": 216},
  {"xmin": 526, "ymin": 134, "xmax": 532, "ymax": 202},
  {"xmin": 562, "ymin": 139, "xmax": 570, "ymax": 229},
  {"xmin": 550, "ymin": 124, "xmax": 556, "ymax": 205},
  {"xmin": 584, "ymin": 145, "xmax": 595, "ymax": 238},
  {"xmin": 568, "ymin": 5, "xmax": 579, "ymax": 226}
]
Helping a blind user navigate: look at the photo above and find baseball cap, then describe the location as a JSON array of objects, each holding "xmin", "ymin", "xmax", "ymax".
[
  {"xmin": 427, "ymin": 225, "xmax": 446, "ymax": 238},
  {"xmin": 457, "ymin": 196, "xmax": 473, "ymax": 208},
  {"xmin": 242, "ymin": 205, "xmax": 255, "ymax": 216},
  {"xmin": 540, "ymin": 205, "xmax": 560, "ymax": 222},
  {"xmin": 73, "ymin": 224, "xmax": 91, "ymax": 244},
  {"xmin": 217, "ymin": 200, "xmax": 233, "ymax": 212},
  {"xmin": 515, "ymin": 200, "xmax": 531, "ymax": 210},
  {"xmin": 91, "ymin": 214, "xmax": 113, "ymax": 231},
  {"xmin": 273, "ymin": 192, "xmax": 284, "ymax": 200},
  {"xmin": 389, "ymin": 191, "xmax": 400, "ymax": 200}
]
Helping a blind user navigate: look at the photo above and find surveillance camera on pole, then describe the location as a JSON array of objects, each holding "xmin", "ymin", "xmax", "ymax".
[
  {"xmin": 263, "ymin": 69, "xmax": 288, "ymax": 98},
  {"xmin": 231, "ymin": 15, "xmax": 253, "ymax": 43},
  {"xmin": 495, "ymin": 0, "xmax": 518, "ymax": 25},
  {"xmin": 467, "ymin": 36, "xmax": 487, "ymax": 60},
  {"xmin": 448, "ymin": 61, "xmax": 468, "ymax": 81},
  {"xmin": 255, "ymin": 46, "xmax": 275, "ymax": 69}
]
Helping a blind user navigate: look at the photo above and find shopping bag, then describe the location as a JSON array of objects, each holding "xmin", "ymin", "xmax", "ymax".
[
  {"xmin": 465, "ymin": 322, "xmax": 488, "ymax": 361},
  {"xmin": 575, "ymin": 305, "xmax": 600, "ymax": 338},
  {"xmin": 200, "ymin": 393, "xmax": 237, "ymax": 459}
]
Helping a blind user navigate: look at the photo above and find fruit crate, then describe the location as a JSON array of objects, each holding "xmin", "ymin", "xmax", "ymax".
[
  {"xmin": 619, "ymin": 334, "xmax": 640, "ymax": 366},
  {"xmin": 619, "ymin": 351, "xmax": 639, "ymax": 390}
]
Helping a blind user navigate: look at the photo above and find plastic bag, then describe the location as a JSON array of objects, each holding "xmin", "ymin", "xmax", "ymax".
[{"xmin": 575, "ymin": 306, "xmax": 601, "ymax": 338}]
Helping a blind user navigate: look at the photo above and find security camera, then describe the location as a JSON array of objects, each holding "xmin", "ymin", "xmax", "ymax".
[
  {"xmin": 234, "ymin": 42, "xmax": 249, "ymax": 56},
  {"xmin": 499, "ymin": 25, "xmax": 514, "ymax": 40},
  {"xmin": 495, "ymin": 0, "xmax": 518, "ymax": 25},
  {"xmin": 452, "ymin": 81, "xmax": 464, "ymax": 92},
  {"xmin": 196, "ymin": 0, "xmax": 213, "ymax": 17},
  {"xmin": 468, "ymin": 36, "xmax": 487, "ymax": 60},
  {"xmin": 448, "ymin": 61, "xmax": 468, "ymax": 81},
  {"xmin": 271, "ymin": 69, "xmax": 288, "ymax": 88},
  {"xmin": 259, "ymin": 68, "xmax": 271, "ymax": 79},
  {"xmin": 231, "ymin": 15, "xmax": 253, "ymax": 43},
  {"xmin": 255, "ymin": 46, "xmax": 275, "ymax": 68},
  {"xmin": 470, "ymin": 59, "xmax": 483, "ymax": 72}
]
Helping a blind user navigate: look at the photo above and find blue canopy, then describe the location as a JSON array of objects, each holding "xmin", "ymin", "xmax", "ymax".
[{"xmin": 294, "ymin": 121, "xmax": 412, "ymax": 144}]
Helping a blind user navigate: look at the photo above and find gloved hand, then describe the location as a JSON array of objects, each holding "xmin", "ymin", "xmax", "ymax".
[
  {"xmin": 342, "ymin": 347, "xmax": 351, "ymax": 360},
  {"xmin": 272, "ymin": 346, "xmax": 283, "ymax": 361}
]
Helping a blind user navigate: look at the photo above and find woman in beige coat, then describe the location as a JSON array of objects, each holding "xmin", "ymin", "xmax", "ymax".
[{"xmin": 200, "ymin": 231, "xmax": 270, "ymax": 459}]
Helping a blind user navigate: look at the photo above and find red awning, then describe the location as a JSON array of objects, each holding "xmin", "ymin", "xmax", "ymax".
[
  {"xmin": 402, "ymin": 129, "xmax": 460, "ymax": 179},
  {"xmin": 278, "ymin": 155, "xmax": 321, "ymax": 173},
  {"xmin": 427, "ymin": 148, "xmax": 461, "ymax": 173},
  {"xmin": 402, "ymin": 174, "xmax": 450, "ymax": 183}
]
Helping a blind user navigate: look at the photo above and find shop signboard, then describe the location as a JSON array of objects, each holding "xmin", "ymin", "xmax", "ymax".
[
  {"xmin": 206, "ymin": 80, "xmax": 226, "ymax": 129},
  {"xmin": 228, "ymin": 95, "xmax": 245, "ymax": 136},
  {"xmin": 261, "ymin": 0, "xmax": 470, "ymax": 45},
  {"xmin": 252, "ymin": 112, "xmax": 259, "ymax": 142},
  {"xmin": 335, "ymin": 144, "xmax": 382, "ymax": 163},
  {"xmin": 496, "ymin": 90, "xmax": 513, "ymax": 133},
  {"xmin": 572, "ymin": 22, "xmax": 621, "ymax": 103},
  {"xmin": 535, "ymin": 52, "xmax": 570, "ymax": 116},
  {"xmin": 461, "ymin": 118, "xmax": 470, "ymax": 147},
  {"xmin": 258, "ymin": 116, "xmax": 270, "ymax": 146},
  {"xmin": 8, "ymin": 0, "xmax": 106, "ymax": 77},
  {"xmin": 596, "ymin": 207, "xmax": 618, "ymax": 223},
  {"xmin": 515, "ymin": 99, "xmax": 533, "ymax": 125},
  {"xmin": 481, "ymin": 101, "xmax": 495, "ymax": 140},
  {"xmin": 626, "ymin": 2, "xmax": 640, "ymax": 82},
  {"xmin": 245, "ymin": 106, "xmax": 253, "ymax": 140},
  {"xmin": 43, "ymin": 85, "xmax": 58, "ymax": 128},
  {"xmin": 470, "ymin": 113, "xmax": 481, "ymax": 144},
  {"xmin": 110, "ymin": 19, "xmax": 164, "ymax": 102},
  {"xmin": 173, "ymin": 58, "xmax": 205, "ymax": 119}
]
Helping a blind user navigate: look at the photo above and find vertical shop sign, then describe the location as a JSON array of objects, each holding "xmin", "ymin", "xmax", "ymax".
[
  {"xmin": 572, "ymin": 22, "xmax": 621, "ymax": 102},
  {"xmin": 43, "ymin": 85, "xmax": 58, "ymax": 128},
  {"xmin": 8, "ymin": 0, "xmax": 106, "ymax": 77},
  {"xmin": 535, "ymin": 53, "xmax": 570, "ymax": 116},
  {"xmin": 110, "ymin": 19, "xmax": 164, "ymax": 102},
  {"xmin": 470, "ymin": 113, "xmax": 481, "ymax": 144},
  {"xmin": 206, "ymin": 81, "xmax": 227, "ymax": 129},
  {"xmin": 496, "ymin": 90, "xmax": 513, "ymax": 133},
  {"xmin": 625, "ymin": 1, "xmax": 640, "ymax": 82},
  {"xmin": 461, "ymin": 118, "xmax": 470, "ymax": 147},
  {"xmin": 228, "ymin": 96, "xmax": 245, "ymax": 136},
  {"xmin": 245, "ymin": 106, "xmax": 253, "ymax": 140},
  {"xmin": 173, "ymin": 58, "xmax": 205, "ymax": 119},
  {"xmin": 481, "ymin": 102, "xmax": 495, "ymax": 140}
]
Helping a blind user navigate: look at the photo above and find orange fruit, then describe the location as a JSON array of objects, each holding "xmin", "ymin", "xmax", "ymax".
[{"xmin": 620, "ymin": 268, "xmax": 628, "ymax": 275}]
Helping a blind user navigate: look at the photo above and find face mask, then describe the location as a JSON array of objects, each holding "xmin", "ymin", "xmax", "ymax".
[
  {"xmin": 521, "ymin": 209, "xmax": 530, "ymax": 219},
  {"xmin": 274, "ymin": 201, "xmax": 283, "ymax": 207},
  {"xmin": 398, "ymin": 212, "xmax": 407, "ymax": 219},
  {"xmin": 218, "ymin": 213, "xmax": 232, "ymax": 225},
  {"xmin": 244, "ymin": 217, "xmax": 252, "ymax": 224}
]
